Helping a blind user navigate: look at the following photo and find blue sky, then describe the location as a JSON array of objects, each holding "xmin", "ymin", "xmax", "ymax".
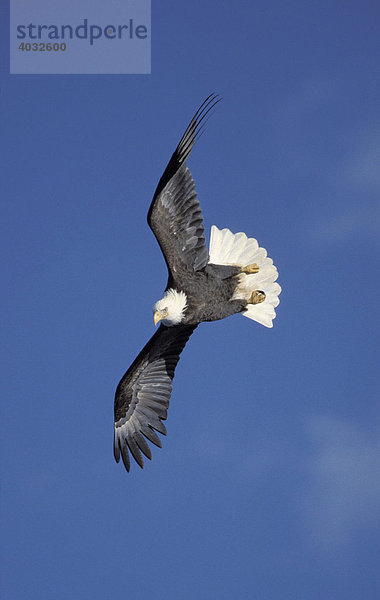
[{"xmin": 1, "ymin": 1, "xmax": 379, "ymax": 599}]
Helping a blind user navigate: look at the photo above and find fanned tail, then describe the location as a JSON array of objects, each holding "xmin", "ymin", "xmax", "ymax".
[{"xmin": 208, "ymin": 226, "xmax": 281, "ymax": 328}]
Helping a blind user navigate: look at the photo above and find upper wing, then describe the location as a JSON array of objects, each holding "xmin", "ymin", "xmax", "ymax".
[
  {"xmin": 114, "ymin": 323, "xmax": 197, "ymax": 472},
  {"xmin": 147, "ymin": 94, "xmax": 221, "ymax": 282}
]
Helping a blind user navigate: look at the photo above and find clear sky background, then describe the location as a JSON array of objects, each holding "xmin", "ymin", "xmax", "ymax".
[{"xmin": 1, "ymin": 1, "xmax": 379, "ymax": 599}]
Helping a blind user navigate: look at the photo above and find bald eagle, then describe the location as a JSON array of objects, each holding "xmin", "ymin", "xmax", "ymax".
[{"xmin": 113, "ymin": 95, "xmax": 281, "ymax": 472}]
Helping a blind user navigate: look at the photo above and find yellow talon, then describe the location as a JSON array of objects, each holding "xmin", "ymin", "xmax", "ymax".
[
  {"xmin": 249, "ymin": 290, "xmax": 266, "ymax": 304},
  {"xmin": 241, "ymin": 263, "xmax": 259, "ymax": 274}
]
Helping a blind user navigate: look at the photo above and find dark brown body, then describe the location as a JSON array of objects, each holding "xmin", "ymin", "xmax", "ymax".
[{"xmin": 173, "ymin": 263, "xmax": 246, "ymax": 324}]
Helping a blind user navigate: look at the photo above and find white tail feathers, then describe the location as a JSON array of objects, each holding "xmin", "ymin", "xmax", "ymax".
[{"xmin": 208, "ymin": 226, "xmax": 281, "ymax": 328}]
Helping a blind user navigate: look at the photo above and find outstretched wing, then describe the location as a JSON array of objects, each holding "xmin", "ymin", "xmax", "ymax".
[
  {"xmin": 114, "ymin": 324, "xmax": 197, "ymax": 472},
  {"xmin": 147, "ymin": 94, "xmax": 221, "ymax": 282}
]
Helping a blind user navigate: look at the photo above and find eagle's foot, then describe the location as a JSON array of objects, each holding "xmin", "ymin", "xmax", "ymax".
[
  {"xmin": 248, "ymin": 290, "xmax": 266, "ymax": 305},
  {"xmin": 241, "ymin": 263, "xmax": 259, "ymax": 274}
]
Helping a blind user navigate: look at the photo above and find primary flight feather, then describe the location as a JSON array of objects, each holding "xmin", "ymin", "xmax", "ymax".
[{"xmin": 113, "ymin": 94, "xmax": 281, "ymax": 472}]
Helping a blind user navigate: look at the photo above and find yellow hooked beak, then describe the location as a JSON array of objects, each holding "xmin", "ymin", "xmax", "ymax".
[
  {"xmin": 153, "ymin": 310, "xmax": 162, "ymax": 326},
  {"xmin": 154, "ymin": 308, "xmax": 168, "ymax": 326}
]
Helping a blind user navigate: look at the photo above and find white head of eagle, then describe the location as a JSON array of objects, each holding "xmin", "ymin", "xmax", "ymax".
[{"xmin": 153, "ymin": 288, "xmax": 187, "ymax": 327}]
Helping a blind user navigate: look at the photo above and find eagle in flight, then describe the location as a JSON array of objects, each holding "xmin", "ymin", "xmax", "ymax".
[{"xmin": 113, "ymin": 94, "xmax": 281, "ymax": 472}]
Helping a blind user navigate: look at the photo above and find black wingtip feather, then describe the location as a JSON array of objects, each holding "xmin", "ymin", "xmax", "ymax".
[
  {"xmin": 151, "ymin": 420, "xmax": 167, "ymax": 436},
  {"xmin": 141, "ymin": 425, "xmax": 163, "ymax": 448},
  {"xmin": 133, "ymin": 431, "xmax": 153, "ymax": 460},
  {"xmin": 127, "ymin": 435, "xmax": 144, "ymax": 469},
  {"xmin": 177, "ymin": 93, "xmax": 222, "ymax": 163},
  {"xmin": 113, "ymin": 433, "xmax": 121, "ymax": 463},
  {"xmin": 120, "ymin": 443, "xmax": 131, "ymax": 472},
  {"xmin": 150, "ymin": 94, "xmax": 222, "ymax": 204}
]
